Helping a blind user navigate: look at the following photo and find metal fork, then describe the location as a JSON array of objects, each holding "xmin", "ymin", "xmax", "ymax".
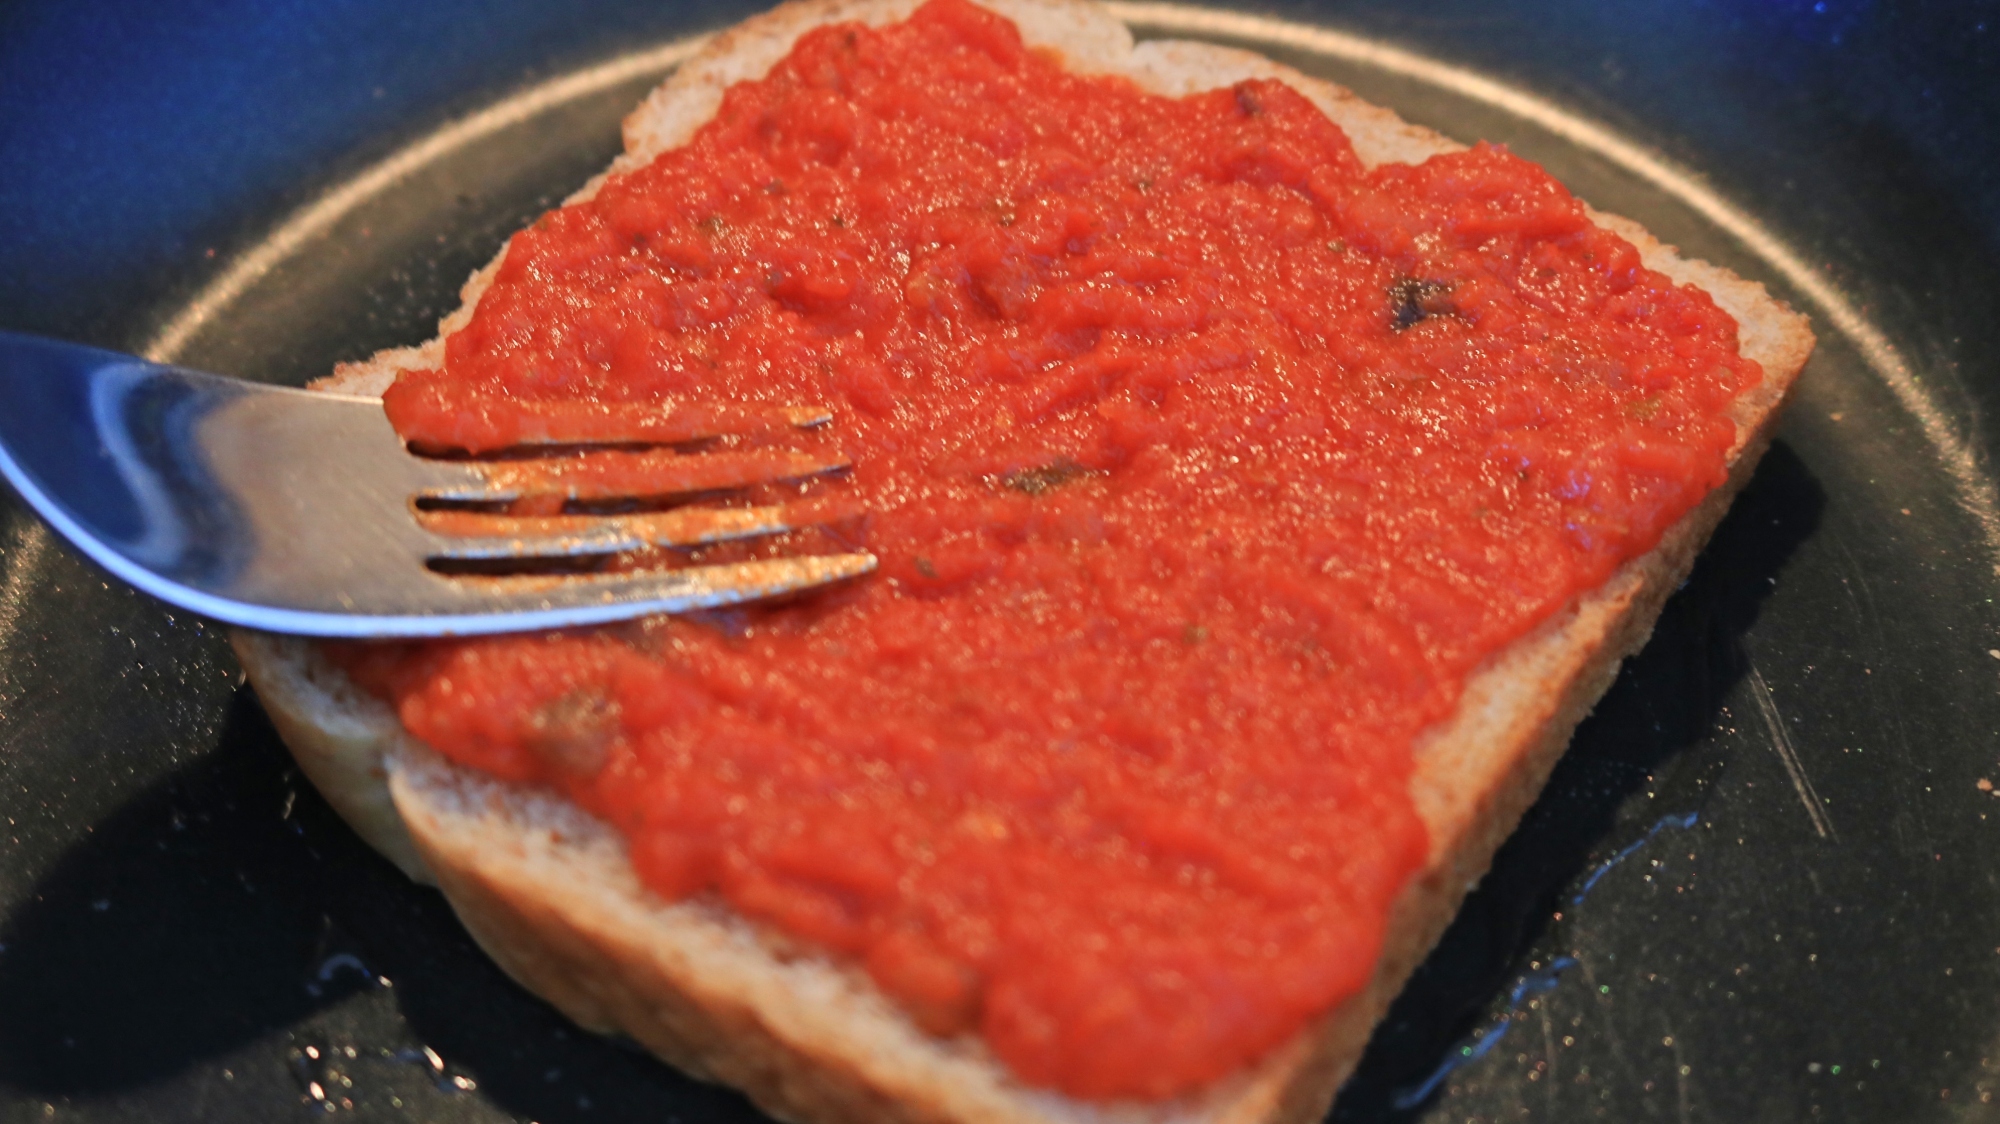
[{"xmin": 0, "ymin": 332, "xmax": 875, "ymax": 637}]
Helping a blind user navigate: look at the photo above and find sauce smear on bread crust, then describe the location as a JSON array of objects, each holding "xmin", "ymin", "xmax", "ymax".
[{"xmin": 337, "ymin": 0, "xmax": 1758, "ymax": 1098}]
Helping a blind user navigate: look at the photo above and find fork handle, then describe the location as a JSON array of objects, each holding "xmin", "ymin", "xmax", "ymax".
[{"xmin": 0, "ymin": 333, "xmax": 876, "ymax": 637}]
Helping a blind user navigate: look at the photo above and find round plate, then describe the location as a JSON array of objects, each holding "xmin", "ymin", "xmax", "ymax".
[{"xmin": 2, "ymin": 5, "xmax": 1998, "ymax": 1122}]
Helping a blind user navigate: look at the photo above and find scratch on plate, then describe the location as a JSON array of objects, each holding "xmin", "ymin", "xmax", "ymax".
[
  {"xmin": 1745, "ymin": 663, "xmax": 1837, "ymax": 841},
  {"xmin": 1576, "ymin": 955, "xmax": 1635, "ymax": 1084},
  {"xmin": 1539, "ymin": 996, "xmax": 1558, "ymax": 1116},
  {"xmin": 1667, "ymin": 1018, "xmax": 1691, "ymax": 1124},
  {"xmin": 0, "ymin": 522, "xmax": 50, "ymax": 665},
  {"xmin": 1829, "ymin": 531, "xmax": 1919, "ymax": 772}
]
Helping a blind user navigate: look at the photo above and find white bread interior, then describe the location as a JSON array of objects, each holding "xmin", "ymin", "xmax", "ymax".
[{"xmin": 232, "ymin": 2, "xmax": 1815, "ymax": 1121}]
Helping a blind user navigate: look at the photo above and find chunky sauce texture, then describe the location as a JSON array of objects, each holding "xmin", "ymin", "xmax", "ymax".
[{"xmin": 344, "ymin": 0, "xmax": 1758, "ymax": 1099}]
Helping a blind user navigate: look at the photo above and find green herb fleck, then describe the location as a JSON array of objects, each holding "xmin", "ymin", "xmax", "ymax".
[
  {"xmin": 1626, "ymin": 394, "xmax": 1663, "ymax": 420},
  {"xmin": 913, "ymin": 556, "xmax": 938, "ymax": 579}
]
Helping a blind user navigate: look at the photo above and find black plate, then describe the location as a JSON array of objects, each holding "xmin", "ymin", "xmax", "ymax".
[{"xmin": 3, "ymin": 2, "xmax": 1999, "ymax": 1121}]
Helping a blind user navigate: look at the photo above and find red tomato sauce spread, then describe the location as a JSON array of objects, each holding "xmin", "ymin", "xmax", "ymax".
[{"xmin": 338, "ymin": 0, "xmax": 1758, "ymax": 1099}]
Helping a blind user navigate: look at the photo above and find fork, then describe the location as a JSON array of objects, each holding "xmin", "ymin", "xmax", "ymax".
[{"xmin": 0, "ymin": 332, "xmax": 875, "ymax": 637}]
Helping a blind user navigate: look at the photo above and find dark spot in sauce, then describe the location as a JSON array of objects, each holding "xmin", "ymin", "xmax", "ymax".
[
  {"xmin": 1389, "ymin": 277, "xmax": 1453, "ymax": 331},
  {"xmin": 997, "ymin": 459, "xmax": 1091, "ymax": 495},
  {"xmin": 523, "ymin": 688, "xmax": 621, "ymax": 776}
]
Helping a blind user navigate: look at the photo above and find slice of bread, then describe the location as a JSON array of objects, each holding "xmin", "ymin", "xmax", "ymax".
[{"xmin": 232, "ymin": 1, "xmax": 1815, "ymax": 1121}]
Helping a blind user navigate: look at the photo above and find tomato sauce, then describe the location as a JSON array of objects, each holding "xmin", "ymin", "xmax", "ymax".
[{"xmin": 340, "ymin": 0, "xmax": 1758, "ymax": 1099}]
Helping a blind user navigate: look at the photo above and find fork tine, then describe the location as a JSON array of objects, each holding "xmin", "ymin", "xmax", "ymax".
[
  {"xmin": 422, "ymin": 449, "xmax": 851, "ymax": 504},
  {"xmin": 778, "ymin": 405, "xmax": 834, "ymax": 429},
  {"xmin": 443, "ymin": 553, "xmax": 878, "ymax": 618},
  {"xmin": 423, "ymin": 504, "xmax": 805, "ymax": 560}
]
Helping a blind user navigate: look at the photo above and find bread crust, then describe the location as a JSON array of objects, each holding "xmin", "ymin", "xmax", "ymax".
[{"xmin": 235, "ymin": 3, "xmax": 1814, "ymax": 1121}]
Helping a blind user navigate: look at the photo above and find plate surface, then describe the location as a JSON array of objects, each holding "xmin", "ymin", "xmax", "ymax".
[{"xmin": 2, "ymin": 3, "xmax": 1998, "ymax": 1122}]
